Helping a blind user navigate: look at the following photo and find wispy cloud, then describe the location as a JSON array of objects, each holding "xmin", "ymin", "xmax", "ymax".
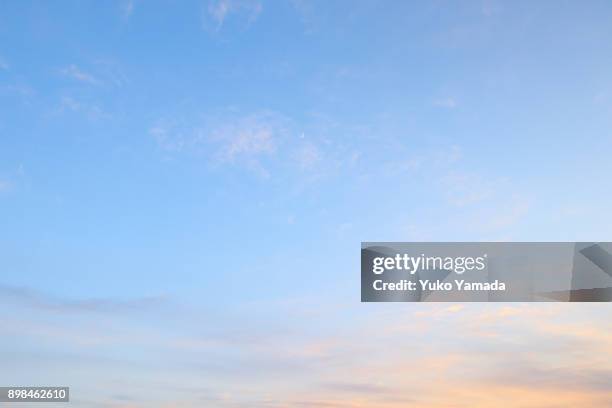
[
  {"xmin": 151, "ymin": 111, "xmax": 291, "ymax": 177},
  {"xmin": 209, "ymin": 112, "xmax": 289, "ymax": 178},
  {"xmin": 290, "ymin": 0, "xmax": 318, "ymax": 34},
  {"xmin": 294, "ymin": 142, "xmax": 322, "ymax": 170},
  {"xmin": 149, "ymin": 109, "xmax": 361, "ymax": 182},
  {"xmin": 204, "ymin": 0, "xmax": 263, "ymax": 31},
  {"xmin": 481, "ymin": 0, "xmax": 503, "ymax": 17},
  {"xmin": 382, "ymin": 145, "xmax": 462, "ymax": 176},
  {"xmin": 0, "ymin": 57, "xmax": 9, "ymax": 71},
  {"xmin": 213, "ymin": 115, "xmax": 278, "ymax": 162},
  {"xmin": 485, "ymin": 195, "xmax": 530, "ymax": 230},
  {"xmin": 60, "ymin": 64, "xmax": 100, "ymax": 84},
  {"xmin": 320, "ymin": 381, "xmax": 393, "ymax": 395},
  {"xmin": 121, "ymin": 0, "xmax": 135, "ymax": 20},
  {"xmin": 0, "ymin": 285, "xmax": 169, "ymax": 314},
  {"xmin": 149, "ymin": 125, "xmax": 187, "ymax": 153},
  {"xmin": 58, "ymin": 96, "xmax": 108, "ymax": 120},
  {"xmin": 2, "ymin": 292, "xmax": 610, "ymax": 407},
  {"xmin": 441, "ymin": 170, "xmax": 497, "ymax": 206},
  {"xmin": 94, "ymin": 59, "xmax": 129, "ymax": 87},
  {"xmin": 433, "ymin": 96, "xmax": 458, "ymax": 109},
  {"xmin": 0, "ymin": 179, "xmax": 11, "ymax": 193}
]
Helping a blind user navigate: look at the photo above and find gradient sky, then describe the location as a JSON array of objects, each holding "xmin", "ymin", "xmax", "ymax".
[{"xmin": 1, "ymin": 1, "xmax": 611, "ymax": 407}]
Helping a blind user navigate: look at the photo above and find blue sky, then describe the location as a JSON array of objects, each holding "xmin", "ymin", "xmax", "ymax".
[{"xmin": 1, "ymin": 1, "xmax": 612, "ymax": 407}]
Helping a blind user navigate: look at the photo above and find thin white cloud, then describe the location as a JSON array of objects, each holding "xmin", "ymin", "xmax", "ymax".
[
  {"xmin": 217, "ymin": 122, "xmax": 276, "ymax": 162},
  {"xmin": 150, "ymin": 112, "xmax": 287, "ymax": 177},
  {"xmin": 58, "ymin": 96, "xmax": 108, "ymax": 120},
  {"xmin": 60, "ymin": 64, "xmax": 100, "ymax": 85},
  {"xmin": 290, "ymin": 0, "xmax": 317, "ymax": 33},
  {"xmin": 433, "ymin": 97, "xmax": 458, "ymax": 109},
  {"xmin": 2, "ymin": 83, "xmax": 35, "ymax": 103},
  {"xmin": 150, "ymin": 110, "xmax": 351, "ymax": 181},
  {"xmin": 0, "ymin": 284, "xmax": 169, "ymax": 314},
  {"xmin": 481, "ymin": 0, "xmax": 503, "ymax": 17},
  {"xmin": 208, "ymin": 0, "xmax": 231, "ymax": 26},
  {"xmin": 210, "ymin": 113, "xmax": 285, "ymax": 178},
  {"xmin": 0, "ymin": 57, "xmax": 8, "ymax": 71},
  {"xmin": 485, "ymin": 196, "xmax": 530, "ymax": 230},
  {"xmin": 294, "ymin": 142, "xmax": 321, "ymax": 170},
  {"xmin": 93, "ymin": 59, "xmax": 128, "ymax": 87},
  {"xmin": 149, "ymin": 110, "xmax": 370, "ymax": 181},
  {"xmin": 441, "ymin": 171, "xmax": 496, "ymax": 206},
  {"xmin": 121, "ymin": 0, "xmax": 135, "ymax": 20},
  {"xmin": 149, "ymin": 125, "xmax": 186, "ymax": 153},
  {"xmin": 204, "ymin": 0, "xmax": 263, "ymax": 30},
  {"xmin": 0, "ymin": 179, "xmax": 11, "ymax": 193}
]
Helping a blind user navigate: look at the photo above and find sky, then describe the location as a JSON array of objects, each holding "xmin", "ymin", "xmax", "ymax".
[{"xmin": 0, "ymin": 0, "xmax": 611, "ymax": 407}]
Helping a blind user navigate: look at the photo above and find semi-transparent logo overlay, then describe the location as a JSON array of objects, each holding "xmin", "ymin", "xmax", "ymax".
[{"xmin": 361, "ymin": 242, "xmax": 612, "ymax": 302}]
